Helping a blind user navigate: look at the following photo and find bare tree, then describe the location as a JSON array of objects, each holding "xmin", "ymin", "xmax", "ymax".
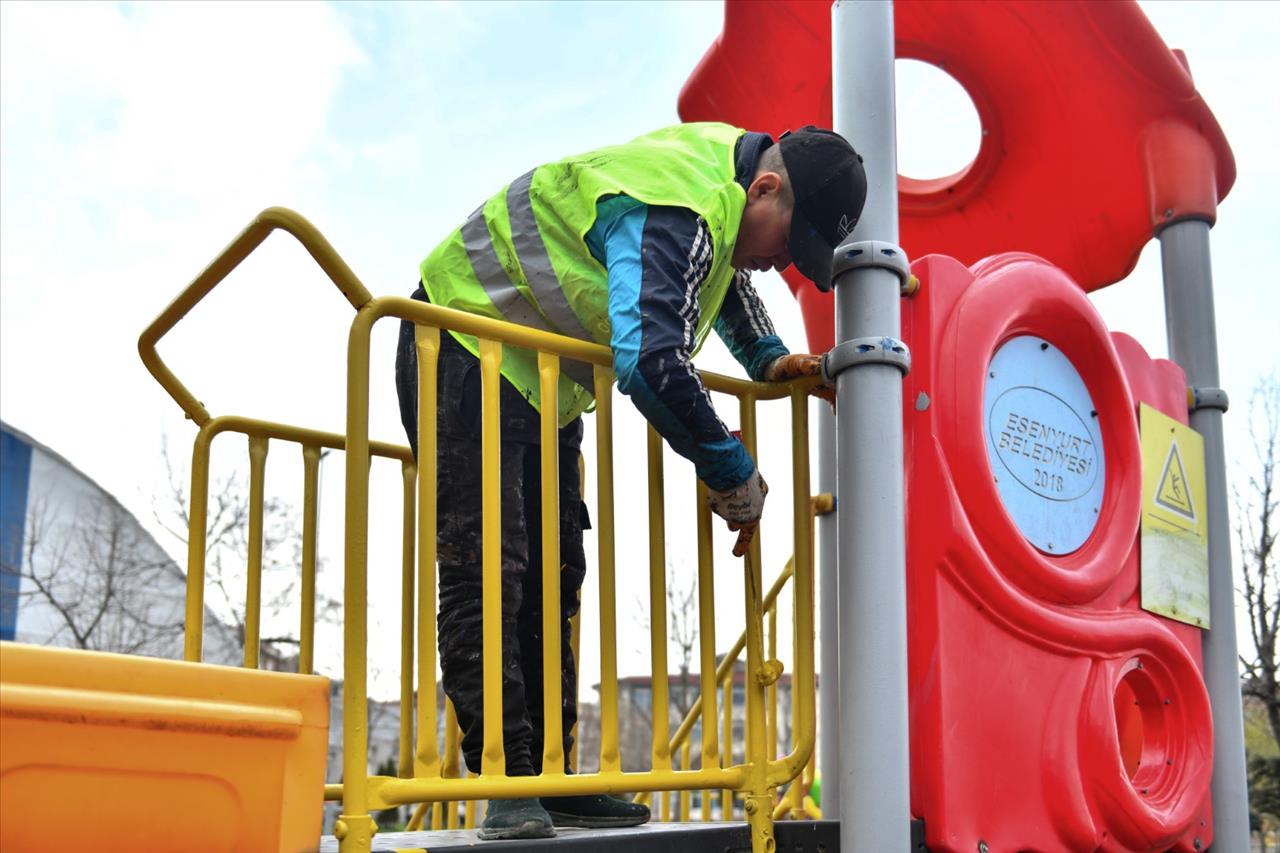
[
  {"xmin": 621, "ymin": 563, "xmax": 702, "ymax": 772},
  {"xmin": 153, "ymin": 439, "xmax": 339, "ymax": 663},
  {"xmin": 15, "ymin": 493, "xmax": 184, "ymax": 654},
  {"xmin": 667, "ymin": 564, "xmax": 700, "ymax": 721},
  {"xmin": 1239, "ymin": 377, "xmax": 1280, "ymax": 744},
  {"xmin": 632, "ymin": 563, "xmax": 700, "ymax": 717},
  {"xmin": 1235, "ymin": 377, "xmax": 1280, "ymax": 847}
]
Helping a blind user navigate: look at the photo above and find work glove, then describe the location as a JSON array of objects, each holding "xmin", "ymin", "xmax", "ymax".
[
  {"xmin": 708, "ymin": 469, "xmax": 769, "ymax": 558},
  {"xmin": 764, "ymin": 354, "xmax": 835, "ymax": 405}
]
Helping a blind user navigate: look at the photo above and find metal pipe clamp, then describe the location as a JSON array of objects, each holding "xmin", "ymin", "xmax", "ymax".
[
  {"xmin": 831, "ymin": 240, "xmax": 912, "ymax": 289},
  {"xmin": 822, "ymin": 335, "xmax": 912, "ymax": 381},
  {"xmin": 1188, "ymin": 385, "xmax": 1229, "ymax": 413}
]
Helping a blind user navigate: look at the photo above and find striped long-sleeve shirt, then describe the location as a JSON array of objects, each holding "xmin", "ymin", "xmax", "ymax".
[{"xmin": 585, "ymin": 195, "xmax": 788, "ymax": 491}]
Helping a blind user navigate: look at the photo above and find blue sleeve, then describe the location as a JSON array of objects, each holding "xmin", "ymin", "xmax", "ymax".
[
  {"xmin": 714, "ymin": 270, "xmax": 790, "ymax": 381},
  {"xmin": 588, "ymin": 201, "xmax": 755, "ymax": 492}
]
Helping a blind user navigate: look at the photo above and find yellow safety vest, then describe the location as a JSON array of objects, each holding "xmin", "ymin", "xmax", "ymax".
[{"xmin": 421, "ymin": 122, "xmax": 748, "ymax": 426}]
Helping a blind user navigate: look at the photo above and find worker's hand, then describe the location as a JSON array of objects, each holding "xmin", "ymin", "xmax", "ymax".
[
  {"xmin": 764, "ymin": 354, "xmax": 835, "ymax": 405},
  {"xmin": 708, "ymin": 470, "xmax": 769, "ymax": 557}
]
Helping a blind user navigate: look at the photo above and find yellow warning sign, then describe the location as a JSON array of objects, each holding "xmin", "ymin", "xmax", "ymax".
[
  {"xmin": 1155, "ymin": 439, "xmax": 1196, "ymax": 521},
  {"xmin": 1140, "ymin": 403, "xmax": 1209, "ymax": 628}
]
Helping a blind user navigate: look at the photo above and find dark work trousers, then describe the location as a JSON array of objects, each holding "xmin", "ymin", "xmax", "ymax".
[{"xmin": 395, "ymin": 287, "xmax": 587, "ymax": 777}]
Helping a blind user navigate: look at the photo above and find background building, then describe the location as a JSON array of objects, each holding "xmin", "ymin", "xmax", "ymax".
[{"xmin": 1, "ymin": 420, "xmax": 249, "ymax": 665}]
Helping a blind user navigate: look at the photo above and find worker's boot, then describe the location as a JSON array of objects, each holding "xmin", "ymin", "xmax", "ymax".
[
  {"xmin": 540, "ymin": 794, "xmax": 651, "ymax": 829},
  {"xmin": 477, "ymin": 797, "xmax": 556, "ymax": 840}
]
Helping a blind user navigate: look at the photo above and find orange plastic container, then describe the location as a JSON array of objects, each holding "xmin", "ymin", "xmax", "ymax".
[{"xmin": 0, "ymin": 642, "xmax": 330, "ymax": 853}]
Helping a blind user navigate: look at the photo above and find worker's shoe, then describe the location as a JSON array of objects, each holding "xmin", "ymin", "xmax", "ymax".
[
  {"xmin": 477, "ymin": 797, "xmax": 556, "ymax": 840},
  {"xmin": 540, "ymin": 794, "xmax": 651, "ymax": 829}
]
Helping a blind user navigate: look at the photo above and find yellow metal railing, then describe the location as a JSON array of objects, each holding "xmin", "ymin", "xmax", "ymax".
[{"xmin": 140, "ymin": 208, "xmax": 820, "ymax": 853}]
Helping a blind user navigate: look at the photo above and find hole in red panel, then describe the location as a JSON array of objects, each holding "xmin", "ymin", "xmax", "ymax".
[
  {"xmin": 894, "ymin": 59, "xmax": 982, "ymax": 184},
  {"xmin": 1113, "ymin": 659, "xmax": 1171, "ymax": 793},
  {"xmin": 1114, "ymin": 678, "xmax": 1143, "ymax": 779}
]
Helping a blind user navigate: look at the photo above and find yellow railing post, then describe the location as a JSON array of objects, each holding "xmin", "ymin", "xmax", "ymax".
[
  {"xmin": 337, "ymin": 306, "xmax": 378, "ymax": 853},
  {"xmin": 769, "ymin": 389, "xmax": 816, "ymax": 786},
  {"xmin": 414, "ymin": 325, "xmax": 441, "ymax": 780},
  {"xmin": 478, "ymin": 338, "xmax": 506, "ymax": 778},
  {"xmin": 244, "ymin": 434, "xmax": 268, "ymax": 669},
  {"xmin": 538, "ymin": 351, "xmax": 565, "ymax": 778},
  {"xmin": 443, "ymin": 700, "xmax": 462, "ymax": 830},
  {"xmin": 594, "ymin": 366, "xmax": 621, "ymax": 775},
  {"xmin": 722, "ymin": 673, "xmax": 733, "ymax": 819},
  {"xmin": 680, "ymin": 739, "xmax": 692, "ymax": 820},
  {"xmin": 767, "ymin": 599, "xmax": 778, "ymax": 772},
  {"xmin": 647, "ymin": 425, "xmax": 671, "ymax": 820},
  {"xmin": 183, "ymin": 425, "xmax": 215, "ymax": 662},
  {"xmin": 399, "ymin": 459, "xmax": 416, "ymax": 779},
  {"xmin": 696, "ymin": 479, "xmax": 717, "ymax": 823},
  {"xmin": 737, "ymin": 396, "xmax": 776, "ymax": 853},
  {"xmin": 300, "ymin": 444, "xmax": 321, "ymax": 675}
]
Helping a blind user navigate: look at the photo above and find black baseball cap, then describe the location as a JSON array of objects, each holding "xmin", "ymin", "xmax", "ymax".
[{"xmin": 778, "ymin": 126, "xmax": 867, "ymax": 292}]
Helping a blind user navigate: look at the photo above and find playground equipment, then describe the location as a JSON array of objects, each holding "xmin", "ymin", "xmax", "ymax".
[
  {"xmin": 680, "ymin": 0, "xmax": 1239, "ymax": 850},
  {"xmin": 0, "ymin": 1, "xmax": 1243, "ymax": 851}
]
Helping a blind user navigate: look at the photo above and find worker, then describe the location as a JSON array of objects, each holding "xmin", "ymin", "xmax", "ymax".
[{"xmin": 394, "ymin": 122, "xmax": 866, "ymax": 840}]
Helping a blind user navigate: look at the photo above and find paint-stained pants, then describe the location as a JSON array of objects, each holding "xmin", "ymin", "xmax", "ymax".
[{"xmin": 395, "ymin": 288, "xmax": 587, "ymax": 777}]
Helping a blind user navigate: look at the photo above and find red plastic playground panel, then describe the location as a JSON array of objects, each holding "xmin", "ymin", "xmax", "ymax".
[
  {"xmin": 902, "ymin": 253, "xmax": 1213, "ymax": 852},
  {"xmin": 679, "ymin": 0, "xmax": 1235, "ymax": 353}
]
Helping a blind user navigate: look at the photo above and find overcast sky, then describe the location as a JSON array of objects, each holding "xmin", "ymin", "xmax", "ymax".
[{"xmin": 2, "ymin": 1, "xmax": 1277, "ymax": 701}]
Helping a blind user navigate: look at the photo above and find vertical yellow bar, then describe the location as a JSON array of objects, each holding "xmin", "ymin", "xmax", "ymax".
[
  {"xmin": 300, "ymin": 445, "xmax": 321, "ymax": 675},
  {"xmin": 415, "ymin": 325, "xmax": 441, "ymax": 779},
  {"xmin": 184, "ymin": 427, "xmax": 215, "ymax": 662},
  {"xmin": 788, "ymin": 387, "xmax": 817, "ymax": 781},
  {"xmin": 721, "ymin": 674, "xmax": 733, "ymax": 818},
  {"xmin": 738, "ymin": 395, "xmax": 775, "ymax": 852},
  {"xmin": 570, "ymin": 605, "xmax": 581, "ymax": 774},
  {"xmin": 647, "ymin": 426, "xmax": 671, "ymax": 776},
  {"xmin": 767, "ymin": 600, "xmax": 778, "ymax": 768},
  {"xmin": 738, "ymin": 397, "xmax": 764, "ymax": 756},
  {"xmin": 399, "ymin": 460, "xmax": 416, "ymax": 778},
  {"xmin": 443, "ymin": 698, "xmax": 461, "ymax": 830},
  {"xmin": 479, "ymin": 338, "xmax": 505, "ymax": 777},
  {"xmin": 695, "ymin": 481, "xmax": 718, "ymax": 777},
  {"xmin": 680, "ymin": 739, "xmax": 692, "ymax": 820},
  {"xmin": 570, "ymin": 453, "xmax": 584, "ymax": 775},
  {"xmin": 538, "ymin": 351, "xmax": 564, "ymax": 777},
  {"xmin": 340, "ymin": 309, "xmax": 376, "ymax": 851},
  {"xmin": 244, "ymin": 434, "xmax": 269, "ymax": 669},
  {"xmin": 594, "ymin": 366, "xmax": 621, "ymax": 774}
]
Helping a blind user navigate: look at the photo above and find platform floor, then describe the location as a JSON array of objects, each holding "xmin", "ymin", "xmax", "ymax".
[{"xmin": 320, "ymin": 819, "xmax": 840, "ymax": 852}]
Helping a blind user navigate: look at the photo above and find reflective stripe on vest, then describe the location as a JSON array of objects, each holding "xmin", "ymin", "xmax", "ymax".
[
  {"xmin": 459, "ymin": 190, "xmax": 596, "ymax": 392},
  {"xmin": 507, "ymin": 171, "xmax": 595, "ymax": 344}
]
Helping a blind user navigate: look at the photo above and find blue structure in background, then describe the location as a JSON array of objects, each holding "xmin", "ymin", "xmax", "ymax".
[{"xmin": 0, "ymin": 426, "xmax": 33, "ymax": 641}]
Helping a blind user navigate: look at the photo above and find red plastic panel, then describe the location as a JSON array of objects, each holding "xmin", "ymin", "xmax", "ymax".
[
  {"xmin": 902, "ymin": 252, "xmax": 1212, "ymax": 852},
  {"xmin": 678, "ymin": 0, "xmax": 1236, "ymax": 351}
]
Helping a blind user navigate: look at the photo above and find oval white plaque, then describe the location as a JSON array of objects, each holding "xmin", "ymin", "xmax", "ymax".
[{"xmin": 984, "ymin": 336, "xmax": 1105, "ymax": 554}]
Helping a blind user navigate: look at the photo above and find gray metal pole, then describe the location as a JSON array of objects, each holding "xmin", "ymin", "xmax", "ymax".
[
  {"xmin": 1158, "ymin": 219, "xmax": 1250, "ymax": 852},
  {"xmin": 816, "ymin": 405, "xmax": 840, "ymax": 819},
  {"xmin": 831, "ymin": 1, "xmax": 912, "ymax": 849}
]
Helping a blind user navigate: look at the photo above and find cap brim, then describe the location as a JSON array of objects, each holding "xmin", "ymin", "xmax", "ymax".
[{"xmin": 789, "ymin": 207, "xmax": 834, "ymax": 292}]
